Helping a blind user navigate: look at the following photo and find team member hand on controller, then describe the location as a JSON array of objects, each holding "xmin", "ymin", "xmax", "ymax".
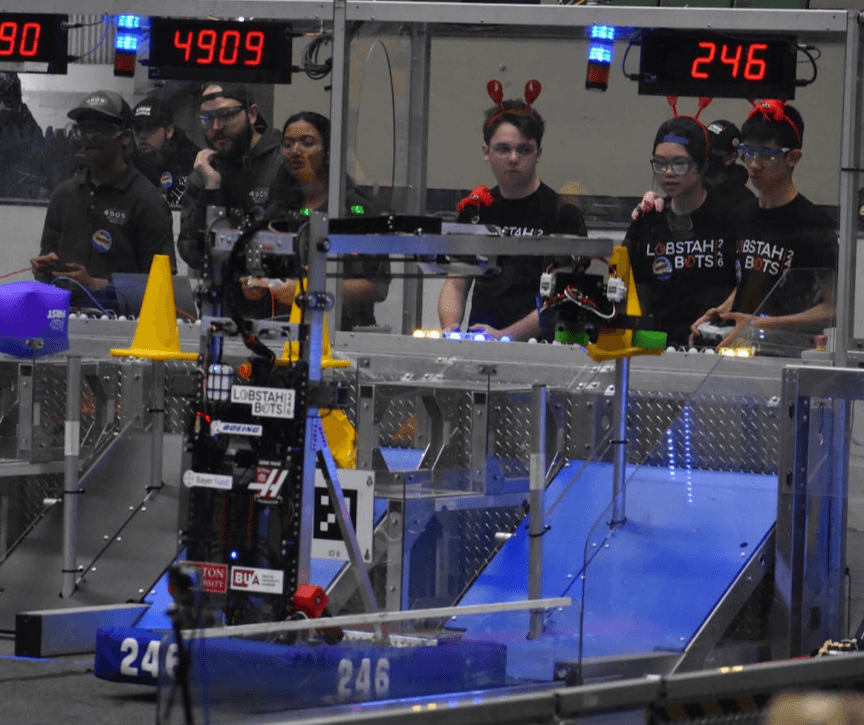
[
  {"xmin": 30, "ymin": 252, "xmax": 106, "ymax": 290},
  {"xmin": 437, "ymin": 80, "xmax": 586, "ymax": 342},
  {"xmin": 690, "ymin": 100, "xmax": 836, "ymax": 351},
  {"xmin": 689, "ymin": 308, "xmax": 752, "ymax": 349},
  {"xmin": 33, "ymin": 90, "xmax": 175, "ymax": 299}
]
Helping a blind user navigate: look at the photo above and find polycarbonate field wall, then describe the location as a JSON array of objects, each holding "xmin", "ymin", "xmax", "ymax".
[
  {"xmin": 0, "ymin": 0, "xmax": 857, "ymax": 355},
  {"xmin": 0, "ymin": 331, "xmax": 789, "ymax": 611}
]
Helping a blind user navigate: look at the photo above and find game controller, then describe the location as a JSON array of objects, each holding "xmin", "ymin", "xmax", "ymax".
[
  {"xmin": 697, "ymin": 321, "xmax": 736, "ymax": 342},
  {"xmin": 244, "ymin": 276, "xmax": 283, "ymax": 290},
  {"xmin": 33, "ymin": 258, "xmax": 67, "ymax": 281}
]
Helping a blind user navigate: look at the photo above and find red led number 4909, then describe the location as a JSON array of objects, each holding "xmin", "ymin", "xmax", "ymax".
[{"xmin": 172, "ymin": 29, "xmax": 265, "ymax": 67}]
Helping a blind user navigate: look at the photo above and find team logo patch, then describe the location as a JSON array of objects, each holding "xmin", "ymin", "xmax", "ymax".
[
  {"xmin": 160, "ymin": 171, "xmax": 174, "ymax": 189},
  {"xmin": 180, "ymin": 561, "xmax": 228, "ymax": 594},
  {"xmin": 182, "ymin": 470, "xmax": 233, "ymax": 490},
  {"xmin": 230, "ymin": 566, "xmax": 284, "ymax": 594},
  {"xmin": 250, "ymin": 466, "xmax": 289, "ymax": 500},
  {"xmin": 652, "ymin": 256, "xmax": 673, "ymax": 281},
  {"xmin": 92, "ymin": 230, "xmax": 113, "ymax": 253},
  {"xmin": 103, "ymin": 207, "xmax": 128, "ymax": 224},
  {"xmin": 210, "ymin": 420, "xmax": 263, "ymax": 437},
  {"xmin": 47, "ymin": 309, "xmax": 66, "ymax": 332}
]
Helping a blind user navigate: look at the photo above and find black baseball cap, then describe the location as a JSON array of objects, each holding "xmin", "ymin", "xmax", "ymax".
[
  {"xmin": 132, "ymin": 97, "xmax": 173, "ymax": 128},
  {"xmin": 67, "ymin": 90, "xmax": 132, "ymax": 125},
  {"xmin": 706, "ymin": 119, "xmax": 742, "ymax": 158},
  {"xmin": 199, "ymin": 83, "xmax": 256, "ymax": 107},
  {"xmin": 199, "ymin": 83, "xmax": 268, "ymax": 131}
]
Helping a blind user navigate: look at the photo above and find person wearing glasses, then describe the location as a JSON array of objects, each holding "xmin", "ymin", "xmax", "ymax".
[
  {"xmin": 625, "ymin": 116, "xmax": 737, "ymax": 348},
  {"xmin": 177, "ymin": 83, "xmax": 292, "ymax": 269},
  {"xmin": 242, "ymin": 111, "xmax": 391, "ymax": 330},
  {"xmin": 438, "ymin": 88, "xmax": 586, "ymax": 342},
  {"xmin": 30, "ymin": 90, "xmax": 175, "ymax": 294},
  {"xmin": 130, "ymin": 96, "xmax": 199, "ymax": 206},
  {"xmin": 690, "ymin": 101, "xmax": 837, "ymax": 348}
]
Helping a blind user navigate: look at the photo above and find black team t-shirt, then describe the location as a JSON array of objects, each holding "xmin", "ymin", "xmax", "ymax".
[
  {"xmin": 625, "ymin": 192, "xmax": 738, "ymax": 347},
  {"xmin": 457, "ymin": 182, "xmax": 586, "ymax": 338},
  {"xmin": 732, "ymin": 194, "xmax": 837, "ymax": 325}
]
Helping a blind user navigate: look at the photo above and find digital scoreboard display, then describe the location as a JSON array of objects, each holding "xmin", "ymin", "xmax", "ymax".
[
  {"xmin": 148, "ymin": 18, "xmax": 292, "ymax": 83},
  {"xmin": 639, "ymin": 31, "xmax": 797, "ymax": 100},
  {"xmin": 0, "ymin": 13, "xmax": 67, "ymax": 73}
]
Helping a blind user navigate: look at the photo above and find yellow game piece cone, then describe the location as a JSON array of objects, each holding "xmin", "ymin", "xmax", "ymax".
[
  {"xmin": 321, "ymin": 408, "xmax": 357, "ymax": 469},
  {"xmin": 111, "ymin": 255, "xmax": 198, "ymax": 361},
  {"xmin": 278, "ymin": 297, "xmax": 349, "ymax": 369}
]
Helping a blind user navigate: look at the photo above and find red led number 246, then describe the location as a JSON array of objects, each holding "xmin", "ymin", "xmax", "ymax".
[{"xmin": 691, "ymin": 42, "xmax": 769, "ymax": 81}]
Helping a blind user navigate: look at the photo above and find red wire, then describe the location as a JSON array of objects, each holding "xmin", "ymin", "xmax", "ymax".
[{"xmin": 0, "ymin": 267, "xmax": 33, "ymax": 280}]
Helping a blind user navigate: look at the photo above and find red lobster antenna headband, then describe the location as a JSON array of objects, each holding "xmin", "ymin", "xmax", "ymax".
[
  {"xmin": 485, "ymin": 79, "xmax": 542, "ymax": 128},
  {"xmin": 747, "ymin": 99, "xmax": 801, "ymax": 147},
  {"xmin": 663, "ymin": 95, "xmax": 713, "ymax": 155}
]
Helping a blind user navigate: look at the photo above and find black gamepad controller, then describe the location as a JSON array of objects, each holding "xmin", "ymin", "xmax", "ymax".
[{"xmin": 33, "ymin": 258, "xmax": 67, "ymax": 281}]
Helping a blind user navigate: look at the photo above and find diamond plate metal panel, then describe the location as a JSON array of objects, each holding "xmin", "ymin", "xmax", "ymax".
[
  {"xmin": 25, "ymin": 360, "xmax": 114, "ymax": 463},
  {"xmin": 490, "ymin": 390, "xmax": 533, "ymax": 479},
  {"xmin": 165, "ymin": 360, "xmax": 198, "ymax": 434},
  {"xmin": 376, "ymin": 385, "xmax": 420, "ymax": 450},
  {"xmin": 452, "ymin": 505, "xmax": 527, "ymax": 603},
  {"xmin": 0, "ymin": 472, "xmax": 63, "ymax": 563},
  {"xmin": 630, "ymin": 392, "xmax": 779, "ymax": 474},
  {"xmin": 405, "ymin": 503, "xmax": 527, "ymax": 610}
]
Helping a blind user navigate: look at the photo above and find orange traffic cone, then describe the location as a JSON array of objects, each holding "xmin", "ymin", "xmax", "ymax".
[{"xmin": 111, "ymin": 255, "xmax": 198, "ymax": 361}]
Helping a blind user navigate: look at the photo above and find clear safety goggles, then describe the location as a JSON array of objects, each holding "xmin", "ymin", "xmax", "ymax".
[
  {"xmin": 650, "ymin": 157, "xmax": 695, "ymax": 175},
  {"xmin": 69, "ymin": 121, "xmax": 126, "ymax": 147},
  {"xmin": 737, "ymin": 145, "xmax": 791, "ymax": 165},
  {"xmin": 197, "ymin": 105, "xmax": 246, "ymax": 129}
]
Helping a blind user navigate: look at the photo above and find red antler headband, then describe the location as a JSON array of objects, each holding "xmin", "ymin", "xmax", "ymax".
[
  {"xmin": 662, "ymin": 95, "xmax": 713, "ymax": 155},
  {"xmin": 485, "ymin": 79, "xmax": 542, "ymax": 128},
  {"xmin": 747, "ymin": 99, "xmax": 801, "ymax": 146}
]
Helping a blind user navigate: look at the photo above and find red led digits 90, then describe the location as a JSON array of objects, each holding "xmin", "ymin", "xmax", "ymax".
[
  {"xmin": 172, "ymin": 29, "xmax": 265, "ymax": 67},
  {"xmin": 690, "ymin": 42, "xmax": 769, "ymax": 82},
  {"xmin": 0, "ymin": 21, "xmax": 42, "ymax": 57}
]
